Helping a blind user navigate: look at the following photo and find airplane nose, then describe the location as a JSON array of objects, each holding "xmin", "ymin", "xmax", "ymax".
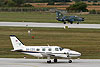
[
  {"xmin": 69, "ymin": 50, "xmax": 81, "ymax": 57},
  {"xmin": 76, "ymin": 52, "xmax": 81, "ymax": 56}
]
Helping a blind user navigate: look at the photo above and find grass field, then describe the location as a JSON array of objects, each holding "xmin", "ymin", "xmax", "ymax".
[
  {"xmin": 0, "ymin": 26, "xmax": 100, "ymax": 59},
  {"xmin": 0, "ymin": 12, "xmax": 100, "ymax": 24}
]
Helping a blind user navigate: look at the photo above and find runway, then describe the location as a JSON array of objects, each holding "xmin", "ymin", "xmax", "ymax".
[
  {"xmin": 0, "ymin": 22, "xmax": 100, "ymax": 29},
  {"xmin": 0, "ymin": 58, "xmax": 100, "ymax": 67},
  {"xmin": 0, "ymin": 22, "xmax": 64, "ymax": 28}
]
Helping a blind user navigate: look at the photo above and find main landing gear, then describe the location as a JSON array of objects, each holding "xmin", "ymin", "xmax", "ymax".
[
  {"xmin": 47, "ymin": 60, "xmax": 51, "ymax": 63},
  {"xmin": 47, "ymin": 59, "xmax": 72, "ymax": 63},
  {"xmin": 77, "ymin": 22, "xmax": 79, "ymax": 24},
  {"xmin": 47, "ymin": 59, "xmax": 57, "ymax": 63},
  {"xmin": 47, "ymin": 56, "xmax": 51, "ymax": 63},
  {"xmin": 64, "ymin": 22, "xmax": 66, "ymax": 24},
  {"xmin": 47, "ymin": 56, "xmax": 72, "ymax": 63},
  {"xmin": 47, "ymin": 56, "xmax": 58, "ymax": 63}
]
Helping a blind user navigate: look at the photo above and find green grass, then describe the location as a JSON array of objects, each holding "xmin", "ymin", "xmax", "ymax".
[
  {"xmin": 0, "ymin": 12, "xmax": 56, "ymax": 23},
  {"xmin": 77, "ymin": 14, "xmax": 100, "ymax": 24},
  {"xmin": 0, "ymin": 26, "xmax": 100, "ymax": 59},
  {"xmin": 0, "ymin": 12, "xmax": 100, "ymax": 24}
]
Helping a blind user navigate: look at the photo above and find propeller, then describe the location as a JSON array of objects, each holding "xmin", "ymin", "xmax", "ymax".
[
  {"xmin": 64, "ymin": 51, "xmax": 70, "ymax": 58},
  {"xmin": 67, "ymin": 52, "xmax": 70, "ymax": 58}
]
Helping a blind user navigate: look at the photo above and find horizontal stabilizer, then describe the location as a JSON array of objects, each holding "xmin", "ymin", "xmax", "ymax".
[{"xmin": 11, "ymin": 49, "xmax": 22, "ymax": 52}]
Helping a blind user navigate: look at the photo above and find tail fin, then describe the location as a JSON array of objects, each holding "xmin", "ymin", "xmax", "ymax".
[
  {"xmin": 10, "ymin": 35, "xmax": 25, "ymax": 50},
  {"xmin": 56, "ymin": 11, "xmax": 63, "ymax": 19}
]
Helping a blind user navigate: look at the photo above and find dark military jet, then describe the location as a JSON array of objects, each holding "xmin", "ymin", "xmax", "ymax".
[{"xmin": 56, "ymin": 11, "xmax": 84, "ymax": 24}]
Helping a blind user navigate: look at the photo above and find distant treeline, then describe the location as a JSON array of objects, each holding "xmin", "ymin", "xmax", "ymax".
[
  {"xmin": 0, "ymin": 0, "xmax": 99, "ymax": 7},
  {"xmin": 26, "ymin": 0, "xmax": 71, "ymax": 3},
  {"xmin": 0, "ymin": 1, "xmax": 88, "ymax": 12},
  {"xmin": 0, "ymin": 7, "xmax": 49, "ymax": 12},
  {"xmin": 26, "ymin": 0, "xmax": 99, "ymax": 3},
  {"xmin": 0, "ymin": 0, "xmax": 72, "ymax": 7},
  {"xmin": 0, "ymin": 0, "xmax": 32, "ymax": 7}
]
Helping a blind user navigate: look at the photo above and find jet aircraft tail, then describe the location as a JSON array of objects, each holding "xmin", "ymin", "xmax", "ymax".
[
  {"xmin": 56, "ymin": 11, "xmax": 64, "ymax": 19},
  {"xmin": 10, "ymin": 35, "xmax": 25, "ymax": 50}
]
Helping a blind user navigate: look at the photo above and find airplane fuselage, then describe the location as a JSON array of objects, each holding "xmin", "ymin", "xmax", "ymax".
[
  {"xmin": 15, "ymin": 46, "xmax": 81, "ymax": 58},
  {"xmin": 57, "ymin": 16, "xmax": 84, "ymax": 22}
]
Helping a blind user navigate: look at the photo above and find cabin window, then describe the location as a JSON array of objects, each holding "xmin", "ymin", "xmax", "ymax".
[
  {"xmin": 36, "ymin": 48, "xmax": 40, "ymax": 51},
  {"xmin": 55, "ymin": 48, "xmax": 59, "ymax": 51},
  {"xmin": 59, "ymin": 48, "xmax": 64, "ymax": 51},
  {"xmin": 42, "ymin": 48, "xmax": 45, "ymax": 51},
  {"xmin": 32, "ymin": 48, "xmax": 35, "ymax": 51},
  {"xmin": 48, "ymin": 48, "xmax": 51, "ymax": 51}
]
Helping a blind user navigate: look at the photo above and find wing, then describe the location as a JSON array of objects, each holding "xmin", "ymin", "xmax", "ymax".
[{"xmin": 41, "ymin": 52, "xmax": 55, "ymax": 57}]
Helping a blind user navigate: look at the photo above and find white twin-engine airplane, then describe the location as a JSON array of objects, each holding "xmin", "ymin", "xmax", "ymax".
[{"xmin": 10, "ymin": 35, "xmax": 81, "ymax": 63}]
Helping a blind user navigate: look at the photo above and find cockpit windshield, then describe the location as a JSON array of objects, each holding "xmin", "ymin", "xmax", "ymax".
[{"xmin": 59, "ymin": 47, "xmax": 64, "ymax": 51}]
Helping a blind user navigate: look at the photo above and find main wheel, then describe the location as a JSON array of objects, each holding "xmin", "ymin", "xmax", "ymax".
[
  {"xmin": 77, "ymin": 22, "xmax": 79, "ymax": 24},
  {"xmin": 64, "ymin": 22, "xmax": 66, "ymax": 24},
  {"xmin": 70, "ymin": 22, "xmax": 73, "ymax": 24},
  {"xmin": 68, "ymin": 60, "xmax": 72, "ymax": 63},
  {"xmin": 54, "ymin": 59, "xmax": 57, "ymax": 63},
  {"xmin": 47, "ymin": 60, "xmax": 51, "ymax": 63}
]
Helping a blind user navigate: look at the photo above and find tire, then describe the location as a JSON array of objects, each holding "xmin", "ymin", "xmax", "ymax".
[
  {"xmin": 70, "ymin": 22, "xmax": 73, "ymax": 24},
  {"xmin": 47, "ymin": 60, "xmax": 51, "ymax": 63},
  {"xmin": 54, "ymin": 59, "xmax": 57, "ymax": 63},
  {"xmin": 64, "ymin": 22, "xmax": 66, "ymax": 24},
  {"xmin": 77, "ymin": 22, "xmax": 79, "ymax": 24},
  {"xmin": 68, "ymin": 60, "xmax": 72, "ymax": 63}
]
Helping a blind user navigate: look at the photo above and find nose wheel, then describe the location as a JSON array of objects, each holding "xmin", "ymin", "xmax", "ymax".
[
  {"xmin": 54, "ymin": 59, "xmax": 57, "ymax": 63},
  {"xmin": 68, "ymin": 60, "xmax": 72, "ymax": 63}
]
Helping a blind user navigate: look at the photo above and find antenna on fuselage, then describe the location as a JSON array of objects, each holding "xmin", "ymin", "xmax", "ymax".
[{"xmin": 47, "ymin": 44, "xmax": 50, "ymax": 46}]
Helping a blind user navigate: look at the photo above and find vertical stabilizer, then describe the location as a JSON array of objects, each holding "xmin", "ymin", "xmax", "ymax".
[
  {"xmin": 56, "ymin": 11, "xmax": 63, "ymax": 19},
  {"xmin": 10, "ymin": 35, "xmax": 25, "ymax": 50}
]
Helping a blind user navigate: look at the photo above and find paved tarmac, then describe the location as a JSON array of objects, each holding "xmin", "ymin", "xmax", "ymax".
[
  {"xmin": 1, "ymin": 22, "xmax": 100, "ymax": 29},
  {"xmin": 0, "ymin": 58, "xmax": 100, "ymax": 67},
  {"xmin": 0, "ymin": 22, "xmax": 64, "ymax": 28}
]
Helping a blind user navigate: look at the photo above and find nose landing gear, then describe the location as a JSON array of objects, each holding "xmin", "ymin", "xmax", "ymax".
[
  {"xmin": 68, "ymin": 60, "xmax": 72, "ymax": 63},
  {"xmin": 54, "ymin": 59, "xmax": 57, "ymax": 63}
]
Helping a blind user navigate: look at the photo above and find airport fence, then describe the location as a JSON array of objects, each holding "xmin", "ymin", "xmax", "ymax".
[{"xmin": 0, "ymin": 7, "xmax": 49, "ymax": 12}]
